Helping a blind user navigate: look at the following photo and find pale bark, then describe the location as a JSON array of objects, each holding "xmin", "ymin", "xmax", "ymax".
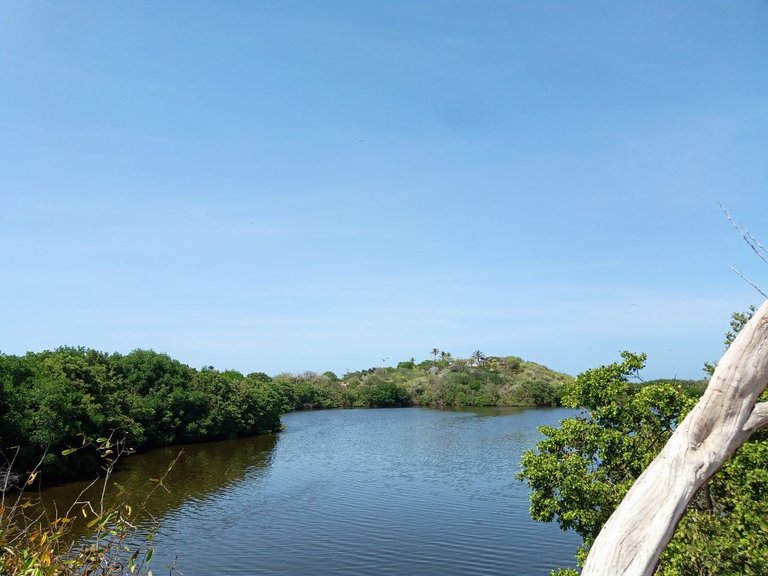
[{"xmin": 582, "ymin": 299, "xmax": 768, "ymax": 576}]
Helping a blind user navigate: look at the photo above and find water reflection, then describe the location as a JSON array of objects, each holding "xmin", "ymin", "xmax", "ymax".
[
  {"xmin": 37, "ymin": 432, "xmax": 279, "ymax": 540},
  {"xmin": 35, "ymin": 407, "xmax": 580, "ymax": 575}
]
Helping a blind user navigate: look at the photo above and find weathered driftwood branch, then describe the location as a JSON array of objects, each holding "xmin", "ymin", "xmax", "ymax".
[
  {"xmin": 744, "ymin": 401, "xmax": 768, "ymax": 432},
  {"xmin": 582, "ymin": 299, "xmax": 768, "ymax": 576}
]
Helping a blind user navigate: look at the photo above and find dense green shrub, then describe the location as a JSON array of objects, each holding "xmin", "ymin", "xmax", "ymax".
[
  {"xmin": 0, "ymin": 347, "xmax": 283, "ymax": 481},
  {"xmin": 520, "ymin": 342, "xmax": 768, "ymax": 574}
]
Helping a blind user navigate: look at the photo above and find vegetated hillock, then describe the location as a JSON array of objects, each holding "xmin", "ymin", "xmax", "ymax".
[{"xmin": 272, "ymin": 353, "xmax": 573, "ymax": 410}]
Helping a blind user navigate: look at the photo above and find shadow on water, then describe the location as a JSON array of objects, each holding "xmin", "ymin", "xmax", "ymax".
[
  {"xmin": 33, "ymin": 432, "xmax": 279, "ymax": 541},
  {"xmin": 26, "ymin": 408, "xmax": 581, "ymax": 575},
  {"xmin": 438, "ymin": 405, "xmax": 528, "ymax": 417}
]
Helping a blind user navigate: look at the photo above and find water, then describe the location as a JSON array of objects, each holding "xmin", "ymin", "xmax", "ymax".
[{"xmin": 40, "ymin": 407, "xmax": 580, "ymax": 575}]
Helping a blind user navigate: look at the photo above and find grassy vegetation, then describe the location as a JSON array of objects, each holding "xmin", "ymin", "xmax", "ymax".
[
  {"xmin": 0, "ymin": 433, "xmax": 173, "ymax": 576},
  {"xmin": 271, "ymin": 353, "xmax": 573, "ymax": 410}
]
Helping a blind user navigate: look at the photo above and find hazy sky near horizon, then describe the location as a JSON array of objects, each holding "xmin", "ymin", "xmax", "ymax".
[{"xmin": 1, "ymin": 1, "xmax": 767, "ymax": 379}]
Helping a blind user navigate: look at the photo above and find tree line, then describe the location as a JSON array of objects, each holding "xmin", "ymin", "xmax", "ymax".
[
  {"xmin": 0, "ymin": 347, "xmax": 572, "ymax": 482},
  {"xmin": 0, "ymin": 348, "xmax": 284, "ymax": 481}
]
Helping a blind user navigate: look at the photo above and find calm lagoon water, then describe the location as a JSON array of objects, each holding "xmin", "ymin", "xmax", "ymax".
[{"xmin": 42, "ymin": 407, "xmax": 580, "ymax": 575}]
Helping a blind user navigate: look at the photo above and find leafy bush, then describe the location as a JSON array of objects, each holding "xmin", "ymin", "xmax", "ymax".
[
  {"xmin": 0, "ymin": 347, "xmax": 283, "ymax": 481},
  {"xmin": 0, "ymin": 435, "xmax": 176, "ymax": 576},
  {"xmin": 519, "ymin": 351, "xmax": 768, "ymax": 575}
]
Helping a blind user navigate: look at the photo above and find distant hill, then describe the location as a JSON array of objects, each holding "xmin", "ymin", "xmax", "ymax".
[{"xmin": 272, "ymin": 354, "xmax": 574, "ymax": 410}]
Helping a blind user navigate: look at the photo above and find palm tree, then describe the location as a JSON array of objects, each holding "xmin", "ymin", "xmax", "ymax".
[
  {"xmin": 471, "ymin": 350, "xmax": 486, "ymax": 365},
  {"xmin": 431, "ymin": 348, "xmax": 440, "ymax": 363}
]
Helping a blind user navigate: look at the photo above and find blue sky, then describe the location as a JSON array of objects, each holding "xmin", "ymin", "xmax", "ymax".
[{"xmin": 1, "ymin": 1, "xmax": 767, "ymax": 379}]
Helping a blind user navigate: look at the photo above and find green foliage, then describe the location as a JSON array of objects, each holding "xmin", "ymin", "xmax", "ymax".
[
  {"xmin": 704, "ymin": 306, "xmax": 756, "ymax": 376},
  {"xmin": 0, "ymin": 347, "xmax": 570, "ymax": 482},
  {"xmin": 519, "ymin": 352, "xmax": 695, "ymax": 550},
  {"xmin": 400, "ymin": 354, "xmax": 571, "ymax": 408},
  {"xmin": 643, "ymin": 378, "xmax": 708, "ymax": 398},
  {"xmin": 519, "ymin": 347, "xmax": 768, "ymax": 574},
  {"xmin": 660, "ymin": 434, "xmax": 768, "ymax": 576},
  {"xmin": 358, "ymin": 379, "xmax": 411, "ymax": 408},
  {"xmin": 0, "ymin": 347, "xmax": 283, "ymax": 481},
  {"xmin": 265, "ymin": 353, "xmax": 570, "ymax": 412},
  {"xmin": 509, "ymin": 379, "xmax": 562, "ymax": 407},
  {"xmin": 725, "ymin": 305, "xmax": 757, "ymax": 347}
]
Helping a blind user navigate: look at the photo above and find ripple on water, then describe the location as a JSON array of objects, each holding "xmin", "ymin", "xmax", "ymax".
[{"xmin": 64, "ymin": 408, "xmax": 580, "ymax": 575}]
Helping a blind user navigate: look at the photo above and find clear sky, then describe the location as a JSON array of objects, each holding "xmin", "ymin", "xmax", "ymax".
[{"xmin": 1, "ymin": 1, "xmax": 766, "ymax": 379}]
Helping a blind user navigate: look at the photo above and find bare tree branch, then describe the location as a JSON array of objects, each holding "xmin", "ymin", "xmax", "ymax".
[
  {"xmin": 582, "ymin": 298, "xmax": 768, "ymax": 576},
  {"xmin": 744, "ymin": 401, "xmax": 768, "ymax": 432},
  {"xmin": 729, "ymin": 265, "xmax": 768, "ymax": 298},
  {"xmin": 720, "ymin": 202, "xmax": 768, "ymax": 265}
]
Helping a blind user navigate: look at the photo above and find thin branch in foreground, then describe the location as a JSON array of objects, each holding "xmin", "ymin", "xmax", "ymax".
[
  {"xmin": 744, "ymin": 229, "xmax": 768, "ymax": 263},
  {"xmin": 720, "ymin": 202, "xmax": 768, "ymax": 265},
  {"xmin": 728, "ymin": 265, "xmax": 768, "ymax": 298}
]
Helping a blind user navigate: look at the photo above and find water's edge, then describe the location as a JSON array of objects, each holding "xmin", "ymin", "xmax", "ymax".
[{"xmin": 40, "ymin": 407, "xmax": 580, "ymax": 576}]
